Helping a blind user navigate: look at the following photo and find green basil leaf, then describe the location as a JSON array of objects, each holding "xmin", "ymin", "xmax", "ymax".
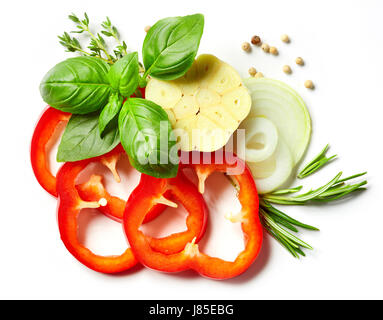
[
  {"xmin": 142, "ymin": 14, "xmax": 204, "ymax": 80},
  {"xmin": 99, "ymin": 92, "xmax": 123, "ymax": 136},
  {"xmin": 118, "ymin": 98, "xmax": 179, "ymax": 178},
  {"xmin": 40, "ymin": 56, "xmax": 112, "ymax": 114},
  {"xmin": 107, "ymin": 52, "xmax": 139, "ymax": 97},
  {"xmin": 57, "ymin": 112, "xmax": 120, "ymax": 162}
]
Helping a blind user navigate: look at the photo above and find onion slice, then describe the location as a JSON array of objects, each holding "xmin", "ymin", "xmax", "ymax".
[
  {"xmin": 247, "ymin": 138, "xmax": 294, "ymax": 194},
  {"xmin": 237, "ymin": 116, "xmax": 278, "ymax": 163},
  {"xmin": 244, "ymin": 78, "xmax": 311, "ymax": 165}
]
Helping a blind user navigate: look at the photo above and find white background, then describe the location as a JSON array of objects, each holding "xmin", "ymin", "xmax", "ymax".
[{"xmin": 0, "ymin": 0, "xmax": 382, "ymax": 300}]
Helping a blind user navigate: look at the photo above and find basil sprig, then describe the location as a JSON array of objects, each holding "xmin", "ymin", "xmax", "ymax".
[
  {"xmin": 39, "ymin": 13, "xmax": 204, "ymax": 178},
  {"xmin": 99, "ymin": 52, "xmax": 140, "ymax": 135}
]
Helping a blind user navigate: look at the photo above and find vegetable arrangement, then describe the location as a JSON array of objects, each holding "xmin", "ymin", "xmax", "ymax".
[{"xmin": 31, "ymin": 13, "xmax": 367, "ymax": 279}]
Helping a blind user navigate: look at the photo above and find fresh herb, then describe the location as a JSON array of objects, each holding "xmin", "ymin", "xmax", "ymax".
[
  {"xmin": 262, "ymin": 171, "xmax": 366, "ymax": 257},
  {"xmin": 39, "ymin": 56, "xmax": 112, "ymax": 114},
  {"xmin": 58, "ymin": 32, "xmax": 87, "ymax": 55},
  {"xmin": 260, "ymin": 169, "xmax": 367, "ymax": 257},
  {"xmin": 260, "ymin": 200, "xmax": 317, "ymax": 258},
  {"xmin": 99, "ymin": 93, "xmax": 123, "ymax": 136},
  {"xmin": 263, "ymin": 171, "xmax": 367, "ymax": 205},
  {"xmin": 57, "ymin": 112, "xmax": 120, "ymax": 162},
  {"xmin": 298, "ymin": 144, "xmax": 337, "ymax": 179},
  {"xmin": 58, "ymin": 13, "xmax": 130, "ymax": 64},
  {"xmin": 68, "ymin": 13, "xmax": 114, "ymax": 64},
  {"xmin": 107, "ymin": 52, "xmax": 140, "ymax": 97},
  {"xmin": 142, "ymin": 14, "xmax": 204, "ymax": 80},
  {"xmin": 101, "ymin": 16, "xmax": 128, "ymax": 59},
  {"xmin": 118, "ymin": 98, "xmax": 179, "ymax": 178}
]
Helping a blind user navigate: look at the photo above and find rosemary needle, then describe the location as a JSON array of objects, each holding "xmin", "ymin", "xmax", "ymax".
[{"xmin": 298, "ymin": 144, "xmax": 337, "ymax": 179}]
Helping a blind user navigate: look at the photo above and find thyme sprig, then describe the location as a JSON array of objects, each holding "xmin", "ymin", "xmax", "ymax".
[
  {"xmin": 58, "ymin": 32, "xmax": 88, "ymax": 55},
  {"xmin": 58, "ymin": 13, "xmax": 128, "ymax": 64},
  {"xmin": 101, "ymin": 17, "xmax": 128, "ymax": 59}
]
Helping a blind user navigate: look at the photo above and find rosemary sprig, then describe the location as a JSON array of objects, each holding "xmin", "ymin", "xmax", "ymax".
[
  {"xmin": 260, "ymin": 199, "xmax": 318, "ymax": 231},
  {"xmin": 260, "ymin": 144, "xmax": 367, "ymax": 256},
  {"xmin": 263, "ymin": 171, "xmax": 367, "ymax": 205},
  {"xmin": 225, "ymin": 144, "xmax": 368, "ymax": 258},
  {"xmin": 298, "ymin": 144, "xmax": 337, "ymax": 178},
  {"xmin": 260, "ymin": 200, "xmax": 318, "ymax": 258},
  {"xmin": 261, "ymin": 211, "xmax": 313, "ymax": 257}
]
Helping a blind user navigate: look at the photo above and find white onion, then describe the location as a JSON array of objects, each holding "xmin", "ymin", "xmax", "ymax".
[
  {"xmin": 237, "ymin": 116, "xmax": 278, "ymax": 163},
  {"xmin": 247, "ymin": 138, "xmax": 294, "ymax": 194}
]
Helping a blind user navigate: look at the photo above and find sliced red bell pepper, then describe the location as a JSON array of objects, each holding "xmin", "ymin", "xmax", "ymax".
[
  {"xmin": 56, "ymin": 158, "xmax": 137, "ymax": 273},
  {"xmin": 56, "ymin": 158, "xmax": 208, "ymax": 273},
  {"xmin": 123, "ymin": 152, "xmax": 263, "ymax": 280},
  {"xmin": 126, "ymin": 171, "xmax": 208, "ymax": 255},
  {"xmin": 30, "ymin": 107, "xmax": 163, "ymax": 223}
]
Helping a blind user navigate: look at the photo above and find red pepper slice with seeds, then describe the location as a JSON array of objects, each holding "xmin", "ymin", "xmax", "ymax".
[
  {"xmin": 57, "ymin": 159, "xmax": 136, "ymax": 273},
  {"xmin": 123, "ymin": 152, "xmax": 263, "ymax": 279},
  {"xmin": 56, "ymin": 157, "xmax": 208, "ymax": 273},
  {"xmin": 126, "ymin": 171, "xmax": 208, "ymax": 255},
  {"xmin": 30, "ymin": 106, "xmax": 163, "ymax": 223}
]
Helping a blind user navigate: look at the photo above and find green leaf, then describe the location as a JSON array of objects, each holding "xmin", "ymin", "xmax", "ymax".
[
  {"xmin": 99, "ymin": 92, "xmax": 123, "ymax": 136},
  {"xmin": 40, "ymin": 56, "xmax": 112, "ymax": 114},
  {"xmin": 118, "ymin": 98, "xmax": 179, "ymax": 178},
  {"xmin": 68, "ymin": 13, "xmax": 80, "ymax": 23},
  {"xmin": 142, "ymin": 14, "xmax": 204, "ymax": 80},
  {"xmin": 101, "ymin": 30, "xmax": 113, "ymax": 37},
  {"xmin": 108, "ymin": 52, "xmax": 139, "ymax": 97},
  {"xmin": 57, "ymin": 112, "xmax": 120, "ymax": 162}
]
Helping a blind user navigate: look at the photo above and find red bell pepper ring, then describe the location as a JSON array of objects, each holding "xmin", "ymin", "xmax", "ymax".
[
  {"xmin": 56, "ymin": 159, "xmax": 208, "ymax": 273},
  {"xmin": 123, "ymin": 152, "xmax": 263, "ymax": 279},
  {"xmin": 126, "ymin": 172, "xmax": 208, "ymax": 255},
  {"xmin": 30, "ymin": 107, "xmax": 163, "ymax": 223}
]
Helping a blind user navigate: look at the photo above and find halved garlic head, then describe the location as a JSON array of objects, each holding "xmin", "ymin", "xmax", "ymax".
[{"xmin": 145, "ymin": 54, "xmax": 252, "ymax": 151}]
